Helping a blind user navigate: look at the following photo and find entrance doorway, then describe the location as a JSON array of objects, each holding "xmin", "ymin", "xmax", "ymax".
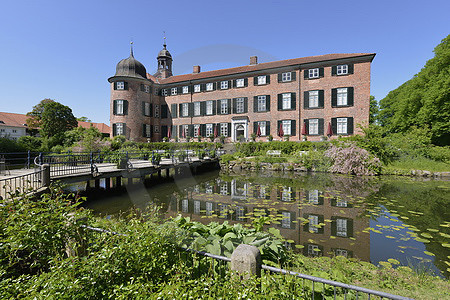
[{"xmin": 236, "ymin": 125, "xmax": 245, "ymax": 141}]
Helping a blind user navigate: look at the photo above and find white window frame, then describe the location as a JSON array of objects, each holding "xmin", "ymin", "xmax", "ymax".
[
  {"xmin": 236, "ymin": 97, "xmax": 245, "ymax": 113},
  {"xmin": 308, "ymin": 244, "xmax": 320, "ymax": 256},
  {"xmin": 282, "ymin": 93, "xmax": 291, "ymax": 110},
  {"xmin": 115, "ymin": 123, "xmax": 124, "ymax": 135},
  {"xmin": 308, "ymin": 190, "xmax": 319, "ymax": 204},
  {"xmin": 257, "ymin": 121, "xmax": 266, "ymax": 136},
  {"xmin": 193, "ymin": 124, "xmax": 200, "ymax": 138},
  {"xmin": 154, "ymin": 125, "xmax": 159, "ymax": 133},
  {"xmin": 182, "ymin": 199, "xmax": 189, "ymax": 213},
  {"xmin": 144, "ymin": 102, "xmax": 151, "ymax": 116},
  {"xmin": 220, "ymin": 184, "xmax": 228, "ymax": 195},
  {"xmin": 336, "ymin": 219, "xmax": 347, "ymax": 237},
  {"xmin": 206, "ymin": 100, "xmax": 213, "ymax": 115},
  {"xmin": 236, "ymin": 206, "xmax": 245, "ymax": 221},
  {"xmin": 171, "ymin": 87, "xmax": 177, "ymax": 95},
  {"xmin": 206, "ymin": 83, "xmax": 213, "ymax": 91},
  {"xmin": 335, "ymin": 249, "xmax": 348, "ymax": 257},
  {"xmin": 194, "ymin": 84, "xmax": 201, "ymax": 93},
  {"xmin": 281, "ymin": 212, "xmax": 291, "ymax": 229},
  {"xmin": 116, "ymin": 100, "xmax": 124, "ymax": 115},
  {"xmin": 282, "ymin": 72, "xmax": 292, "ymax": 82},
  {"xmin": 194, "ymin": 102, "xmax": 201, "ymax": 116},
  {"xmin": 194, "ymin": 200, "xmax": 201, "ymax": 214},
  {"xmin": 257, "ymin": 75, "xmax": 266, "ymax": 85},
  {"xmin": 220, "ymin": 81, "xmax": 228, "ymax": 89},
  {"xmin": 282, "ymin": 120, "xmax": 291, "ymax": 136},
  {"xmin": 257, "ymin": 95, "xmax": 266, "ymax": 112},
  {"xmin": 182, "ymin": 103, "xmax": 189, "ymax": 117},
  {"xmin": 336, "ymin": 200, "xmax": 348, "ymax": 207},
  {"xmin": 281, "ymin": 187, "xmax": 292, "ymax": 202},
  {"xmin": 337, "ymin": 118, "xmax": 348, "ymax": 134},
  {"xmin": 145, "ymin": 124, "xmax": 151, "ymax": 137},
  {"xmin": 162, "ymin": 89, "xmax": 168, "ymax": 96},
  {"xmin": 144, "ymin": 85, "xmax": 150, "ymax": 93},
  {"xmin": 220, "ymin": 99, "xmax": 228, "ymax": 114},
  {"xmin": 206, "ymin": 124, "xmax": 213, "ymax": 137},
  {"xmin": 116, "ymin": 81, "xmax": 125, "ymax": 90},
  {"xmin": 154, "ymin": 104, "xmax": 159, "ymax": 118},
  {"xmin": 182, "ymin": 86, "xmax": 189, "ymax": 94},
  {"xmin": 308, "ymin": 68, "xmax": 319, "ymax": 78},
  {"xmin": 183, "ymin": 125, "xmax": 189, "ymax": 137},
  {"xmin": 308, "ymin": 215, "xmax": 319, "ymax": 233},
  {"xmin": 309, "ymin": 119, "xmax": 319, "ymax": 135},
  {"xmin": 337, "ymin": 65, "xmax": 348, "ymax": 75},
  {"xmin": 309, "ymin": 91, "xmax": 319, "ymax": 108},
  {"xmin": 206, "ymin": 202, "xmax": 213, "ymax": 215},
  {"xmin": 259, "ymin": 185, "xmax": 267, "ymax": 199},
  {"xmin": 205, "ymin": 185, "xmax": 213, "ymax": 194},
  {"xmin": 236, "ymin": 78, "xmax": 245, "ymax": 87},
  {"xmin": 337, "ymin": 88, "xmax": 348, "ymax": 106},
  {"xmin": 220, "ymin": 123, "xmax": 228, "ymax": 136}
]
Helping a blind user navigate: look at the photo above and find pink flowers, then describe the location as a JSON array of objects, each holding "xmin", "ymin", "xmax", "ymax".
[{"xmin": 325, "ymin": 143, "xmax": 382, "ymax": 175}]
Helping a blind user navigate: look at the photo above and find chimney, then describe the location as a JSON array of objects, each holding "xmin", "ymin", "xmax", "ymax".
[
  {"xmin": 193, "ymin": 65, "xmax": 201, "ymax": 73},
  {"xmin": 250, "ymin": 56, "xmax": 258, "ymax": 65}
]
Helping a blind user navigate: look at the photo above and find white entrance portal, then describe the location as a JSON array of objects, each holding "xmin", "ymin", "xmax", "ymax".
[{"xmin": 231, "ymin": 117, "xmax": 249, "ymax": 142}]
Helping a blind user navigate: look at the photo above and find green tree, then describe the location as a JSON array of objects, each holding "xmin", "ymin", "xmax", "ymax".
[
  {"xmin": 77, "ymin": 116, "xmax": 91, "ymax": 122},
  {"xmin": 379, "ymin": 35, "xmax": 450, "ymax": 145},
  {"xmin": 369, "ymin": 96, "xmax": 379, "ymax": 124}
]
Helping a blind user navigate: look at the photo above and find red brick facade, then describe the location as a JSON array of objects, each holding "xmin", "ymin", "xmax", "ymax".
[{"xmin": 109, "ymin": 49, "xmax": 375, "ymax": 142}]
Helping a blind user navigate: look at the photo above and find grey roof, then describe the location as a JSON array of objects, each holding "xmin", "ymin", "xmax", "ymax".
[
  {"xmin": 157, "ymin": 44, "xmax": 172, "ymax": 58},
  {"xmin": 115, "ymin": 49, "xmax": 147, "ymax": 79}
]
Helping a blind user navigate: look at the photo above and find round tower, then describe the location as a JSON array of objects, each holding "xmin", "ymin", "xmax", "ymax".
[
  {"xmin": 108, "ymin": 45, "xmax": 153, "ymax": 142},
  {"xmin": 155, "ymin": 43, "xmax": 173, "ymax": 79}
]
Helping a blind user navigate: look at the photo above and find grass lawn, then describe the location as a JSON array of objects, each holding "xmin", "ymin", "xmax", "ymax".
[{"xmin": 384, "ymin": 157, "xmax": 450, "ymax": 173}]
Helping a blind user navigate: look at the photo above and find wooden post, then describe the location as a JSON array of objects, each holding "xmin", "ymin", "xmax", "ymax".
[
  {"xmin": 165, "ymin": 168, "xmax": 170, "ymax": 178},
  {"xmin": 158, "ymin": 170, "xmax": 162, "ymax": 179},
  {"xmin": 231, "ymin": 244, "xmax": 261, "ymax": 279},
  {"xmin": 105, "ymin": 178, "xmax": 111, "ymax": 190},
  {"xmin": 94, "ymin": 179, "xmax": 100, "ymax": 189},
  {"xmin": 116, "ymin": 176, "xmax": 122, "ymax": 188}
]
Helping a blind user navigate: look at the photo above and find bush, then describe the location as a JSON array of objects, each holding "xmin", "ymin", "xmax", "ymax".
[
  {"xmin": 0, "ymin": 137, "xmax": 25, "ymax": 153},
  {"xmin": 299, "ymin": 150, "xmax": 332, "ymax": 172},
  {"xmin": 325, "ymin": 143, "xmax": 382, "ymax": 175},
  {"xmin": 219, "ymin": 153, "xmax": 236, "ymax": 164}
]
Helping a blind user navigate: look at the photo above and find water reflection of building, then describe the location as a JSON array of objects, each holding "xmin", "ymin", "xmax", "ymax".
[{"xmin": 164, "ymin": 178, "xmax": 370, "ymax": 261}]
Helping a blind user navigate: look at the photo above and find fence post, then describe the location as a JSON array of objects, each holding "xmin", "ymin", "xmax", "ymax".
[
  {"xmin": 27, "ymin": 150, "xmax": 31, "ymax": 169},
  {"xmin": 41, "ymin": 164, "xmax": 51, "ymax": 187},
  {"xmin": 231, "ymin": 244, "xmax": 261, "ymax": 280},
  {"xmin": 90, "ymin": 152, "xmax": 94, "ymax": 173}
]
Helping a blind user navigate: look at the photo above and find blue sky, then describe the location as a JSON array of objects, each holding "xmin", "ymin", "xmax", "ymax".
[{"xmin": 0, "ymin": 0, "xmax": 448, "ymax": 124}]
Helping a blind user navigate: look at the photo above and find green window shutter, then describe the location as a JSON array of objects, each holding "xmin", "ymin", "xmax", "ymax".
[
  {"xmin": 162, "ymin": 125, "xmax": 168, "ymax": 138},
  {"xmin": 318, "ymin": 192, "xmax": 324, "ymax": 205},
  {"xmin": 140, "ymin": 84, "xmax": 144, "ymax": 91},
  {"xmin": 188, "ymin": 103, "xmax": 194, "ymax": 117},
  {"xmin": 201, "ymin": 124, "xmax": 206, "ymax": 137},
  {"xmin": 178, "ymin": 104, "xmax": 182, "ymax": 117},
  {"xmin": 124, "ymin": 82, "xmax": 128, "ymax": 90},
  {"xmin": 188, "ymin": 125, "xmax": 194, "ymax": 137},
  {"xmin": 232, "ymin": 79, "xmax": 236, "ymax": 88},
  {"xmin": 291, "ymin": 120, "xmax": 296, "ymax": 136},
  {"xmin": 216, "ymin": 100, "xmax": 221, "ymax": 115},
  {"xmin": 122, "ymin": 123, "xmax": 126, "ymax": 136},
  {"xmin": 200, "ymin": 101, "xmax": 206, "ymax": 116},
  {"xmin": 347, "ymin": 87, "xmax": 354, "ymax": 106},
  {"xmin": 171, "ymin": 103, "xmax": 177, "ymax": 118},
  {"xmin": 253, "ymin": 76, "xmax": 258, "ymax": 85},
  {"xmin": 291, "ymin": 71, "xmax": 296, "ymax": 81},
  {"xmin": 244, "ymin": 97, "xmax": 248, "ymax": 113},
  {"xmin": 113, "ymin": 82, "xmax": 117, "ymax": 90},
  {"xmin": 278, "ymin": 73, "xmax": 282, "ymax": 82},
  {"xmin": 348, "ymin": 219, "xmax": 354, "ymax": 237},
  {"xmin": 112, "ymin": 123, "xmax": 117, "ymax": 136},
  {"xmin": 149, "ymin": 103, "xmax": 153, "ymax": 117},
  {"xmin": 304, "ymin": 70, "xmax": 309, "ymax": 79},
  {"xmin": 277, "ymin": 120, "xmax": 282, "ymax": 135},
  {"xmin": 266, "ymin": 95, "xmax": 271, "ymax": 111},
  {"xmin": 123, "ymin": 100, "xmax": 128, "ymax": 115},
  {"xmin": 304, "ymin": 91, "xmax": 309, "ymax": 109},
  {"xmin": 113, "ymin": 100, "xmax": 117, "ymax": 115},
  {"xmin": 253, "ymin": 96, "xmax": 258, "ymax": 112},
  {"xmin": 232, "ymin": 98, "xmax": 237, "ymax": 114},
  {"xmin": 228, "ymin": 80, "xmax": 232, "ymax": 88},
  {"xmin": 277, "ymin": 94, "xmax": 282, "ymax": 110},
  {"xmin": 319, "ymin": 90, "xmax": 324, "ymax": 108},
  {"xmin": 318, "ymin": 215, "xmax": 325, "ymax": 234},
  {"xmin": 179, "ymin": 125, "xmax": 182, "ymax": 137},
  {"xmin": 253, "ymin": 122, "xmax": 257, "ymax": 135},
  {"xmin": 212, "ymin": 100, "xmax": 217, "ymax": 115},
  {"xmin": 212, "ymin": 82, "xmax": 216, "ymax": 91},
  {"xmin": 142, "ymin": 102, "xmax": 145, "ymax": 116},
  {"xmin": 143, "ymin": 124, "xmax": 146, "ymax": 137},
  {"xmin": 200, "ymin": 83, "xmax": 205, "ymax": 92},
  {"xmin": 303, "ymin": 214, "xmax": 309, "ymax": 232},
  {"xmin": 227, "ymin": 99, "xmax": 231, "ymax": 114},
  {"xmin": 161, "ymin": 105, "xmax": 168, "ymax": 119},
  {"xmin": 331, "ymin": 118, "xmax": 337, "ymax": 135},
  {"xmin": 331, "ymin": 89, "xmax": 337, "ymax": 107},
  {"xmin": 304, "ymin": 119, "xmax": 309, "ymax": 135},
  {"xmin": 331, "ymin": 217, "xmax": 337, "ymax": 236},
  {"xmin": 266, "ymin": 121, "xmax": 270, "ymax": 136},
  {"xmin": 331, "ymin": 66, "xmax": 337, "ymax": 76},
  {"xmin": 348, "ymin": 64, "xmax": 354, "ymax": 74},
  {"xmin": 244, "ymin": 78, "xmax": 248, "ymax": 87},
  {"xmin": 347, "ymin": 117, "xmax": 354, "ymax": 135},
  {"xmin": 227, "ymin": 123, "xmax": 231, "ymax": 137},
  {"xmin": 291, "ymin": 93, "xmax": 296, "ymax": 110},
  {"xmin": 173, "ymin": 125, "xmax": 177, "ymax": 138},
  {"xmin": 318, "ymin": 118, "xmax": 324, "ymax": 135},
  {"xmin": 266, "ymin": 75, "xmax": 270, "ymax": 84},
  {"xmin": 319, "ymin": 68, "xmax": 324, "ymax": 78}
]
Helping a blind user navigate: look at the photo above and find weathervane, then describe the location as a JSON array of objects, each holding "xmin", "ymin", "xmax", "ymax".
[
  {"xmin": 163, "ymin": 31, "xmax": 166, "ymax": 47},
  {"xmin": 130, "ymin": 40, "xmax": 134, "ymax": 56}
]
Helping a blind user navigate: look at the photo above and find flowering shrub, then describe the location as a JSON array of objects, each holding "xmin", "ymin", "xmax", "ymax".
[{"xmin": 325, "ymin": 143, "xmax": 382, "ymax": 175}]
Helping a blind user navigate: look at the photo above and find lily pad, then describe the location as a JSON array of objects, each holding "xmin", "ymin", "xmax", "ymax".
[{"xmin": 424, "ymin": 251, "xmax": 435, "ymax": 257}]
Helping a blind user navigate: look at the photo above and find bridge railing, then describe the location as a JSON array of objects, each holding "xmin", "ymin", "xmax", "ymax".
[
  {"xmin": 0, "ymin": 168, "xmax": 45, "ymax": 200},
  {"xmin": 0, "ymin": 151, "xmax": 40, "ymax": 172}
]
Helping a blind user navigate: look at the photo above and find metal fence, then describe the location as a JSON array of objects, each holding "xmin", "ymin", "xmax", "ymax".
[
  {"xmin": 0, "ymin": 169, "xmax": 44, "ymax": 200},
  {"xmin": 0, "ymin": 151, "xmax": 39, "ymax": 171}
]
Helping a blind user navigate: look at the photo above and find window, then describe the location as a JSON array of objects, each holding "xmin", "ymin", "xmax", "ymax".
[
  {"xmin": 309, "ymin": 91, "xmax": 319, "ymax": 108},
  {"xmin": 154, "ymin": 125, "xmax": 159, "ymax": 133},
  {"xmin": 337, "ymin": 88, "xmax": 348, "ymax": 106},
  {"xmin": 308, "ymin": 68, "xmax": 319, "ymax": 78},
  {"xmin": 257, "ymin": 75, "xmax": 266, "ymax": 85},
  {"xmin": 12, "ymin": 129, "xmax": 17, "ymax": 133},
  {"xmin": 257, "ymin": 96, "xmax": 266, "ymax": 112},
  {"xmin": 282, "ymin": 120, "xmax": 291, "ymax": 136},
  {"xmin": 282, "ymin": 72, "xmax": 291, "ymax": 82},
  {"xmin": 194, "ymin": 201, "xmax": 200, "ymax": 214},
  {"xmin": 182, "ymin": 86, "xmax": 189, "ymax": 94},
  {"xmin": 220, "ymin": 81, "xmax": 228, "ymax": 89},
  {"xmin": 171, "ymin": 87, "xmax": 177, "ymax": 95},
  {"xmin": 308, "ymin": 244, "xmax": 320, "ymax": 256},
  {"xmin": 337, "ymin": 65, "xmax": 348, "ymax": 75},
  {"xmin": 259, "ymin": 185, "xmax": 267, "ymax": 199},
  {"xmin": 145, "ymin": 85, "xmax": 150, "ymax": 93},
  {"xmin": 116, "ymin": 81, "xmax": 125, "ymax": 90},
  {"xmin": 220, "ymin": 99, "xmax": 228, "ymax": 114},
  {"xmin": 206, "ymin": 202, "xmax": 213, "ymax": 215},
  {"xmin": 281, "ymin": 187, "xmax": 292, "ymax": 201},
  {"xmin": 115, "ymin": 123, "xmax": 124, "ymax": 136},
  {"xmin": 154, "ymin": 105, "xmax": 159, "ymax": 118},
  {"xmin": 220, "ymin": 123, "xmax": 228, "ymax": 136},
  {"xmin": 220, "ymin": 184, "xmax": 228, "ymax": 195},
  {"xmin": 307, "ymin": 190, "xmax": 319, "ymax": 204},
  {"xmin": 281, "ymin": 212, "xmax": 291, "ymax": 229},
  {"xmin": 282, "ymin": 93, "xmax": 291, "ymax": 110},
  {"xmin": 336, "ymin": 200, "xmax": 348, "ymax": 207},
  {"xmin": 335, "ymin": 249, "xmax": 348, "ymax": 258},
  {"xmin": 206, "ymin": 100, "xmax": 213, "ymax": 115},
  {"xmin": 144, "ymin": 102, "xmax": 151, "ymax": 116},
  {"xmin": 194, "ymin": 102, "xmax": 201, "ymax": 116},
  {"xmin": 194, "ymin": 84, "xmax": 201, "ymax": 92},
  {"xmin": 336, "ymin": 219, "xmax": 347, "ymax": 237},
  {"xmin": 144, "ymin": 124, "xmax": 151, "ymax": 137},
  {"xmin": 182, "ymin": 103, "xmax": 189, "ymax": 117},
  {"xmin": 309, "ymin": 215, "xmax": 319, "ymax": 233},
  {"xmin": 162, "ymin": 89, "xmax": 168, "ymax": 96},
  {"xmin": 337, "ymin": 118, "xmax": 348, "ymax": 134},
  {"xmin": 206, "ymin": 83, "xmax": 213, "ymax": 91},
  {"xmin": 116, "ymin": 100, "xmax": 124, "ymax": 115},
  {"xmin": 193, "ymin": 124, "xmax": 200, "ymax": 137},
  {"xmin": 183, "ymin": 125, "xmax": 189, "ymax": 137},
  {"xmin": 309, "ymin": 119, "xmax": 319, "ymax": 135},
  {"xmin": 236, "ymin": 78, "xmax": 244, "ymax": 87},
  {"xmin": 206, "ymin": 124, "xmax": 213, "ymax": 137},
  {"xmin": 236, "ymin": 206, "xmax": 245, "ymax": 221},
  {"xmin": 236, "ymin": 97, "xmax": 245, "ymax": 114},
  {"xmin": 257, "ymin": 121, "xmax": 266, "ymax": 136},
  {"xmin": 182, "ymin": 199, "xmax": 188, "ymax": 213},
  {"xmin": 205, "ymin": 184, "xmax": 213, "ymax": 194}
]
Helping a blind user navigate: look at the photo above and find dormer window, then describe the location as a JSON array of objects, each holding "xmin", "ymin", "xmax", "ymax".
[
  {"xmin": 182, "ymin": 86, "xmax": 189, "ymax": 94},
  {"xmin": 220, "ymin": 81, "xmax": 228, "ymax": 89},
  {"xmin": 116, "ymin": 81, "xmax": 125, "ymax": 90},
  {"xmin": 258, "ymin": 76, "xmax": 266, "ymax": 85},
  {"xmin": 309, "ymin": 68, "xmax": 319, "ymax": 78},
  {"xmin": 236, "ymin": 78, "xmax": 245, "ymax": 87},
  {"xmin": 194, "ymin": 84, "xmax": 201, "ymax": 93},
  {"xmin": 171, "ymin": 87, "xmax": 177, "ymax": 95},
  {"xmin": 206, "ymin": 83, "xmax": 214, "ymax": 91},
  {"xmin": 337, "ymin": 65, "xmax": 348, "ymax": 75}
]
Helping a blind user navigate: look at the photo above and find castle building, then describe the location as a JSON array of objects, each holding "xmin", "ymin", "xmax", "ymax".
[{"xmin": 108, "ymin": 44, "xmax": 375, "ymax": 142}]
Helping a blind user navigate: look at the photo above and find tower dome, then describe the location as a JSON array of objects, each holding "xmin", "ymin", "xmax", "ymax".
[
  {"xmin": 115, "ymin": 47, "xmax": 147, "ymax": 79},
  {"xmin": 157, "ymin": 44, "xmax": 172, "ymax": 58},
  {"xmin": 155, "ymin": 43, "xmax": 173, "ymax": 79}
]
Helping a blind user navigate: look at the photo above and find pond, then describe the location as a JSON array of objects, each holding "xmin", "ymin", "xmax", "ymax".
[{"xmin": 79, "ymin": 170, "xmax": 450, "ymax": 279}]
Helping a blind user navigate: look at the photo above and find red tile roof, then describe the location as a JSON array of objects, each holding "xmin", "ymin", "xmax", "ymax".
[
  {"xmin": 159, "ymin": 53, "xmax": 375, "ymax": 84},
  {"xmin": 0, "ymin": 112, "xmax": 30, "ymax": 128},
  {"xmin": 77, "ymin": 121, "xmax": 110, "ymax": 134}
]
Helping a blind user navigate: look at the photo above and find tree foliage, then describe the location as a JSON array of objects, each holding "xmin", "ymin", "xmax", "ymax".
[
  {"xmin": 379, "ymin": 35, "xmax": 450, "ymax": 145},
  {"xmin": 369, "ymin": 96, "xmax": 379, "ymax": 124}
]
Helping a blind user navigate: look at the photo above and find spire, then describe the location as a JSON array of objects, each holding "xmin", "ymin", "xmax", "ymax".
[
  {"xmin": 163, "ymin": 31, "xmax": 167, "ymax": 49},
  {"xmin": 130, "ymin": 41, "xmax": 134, "ymax": 57}
]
